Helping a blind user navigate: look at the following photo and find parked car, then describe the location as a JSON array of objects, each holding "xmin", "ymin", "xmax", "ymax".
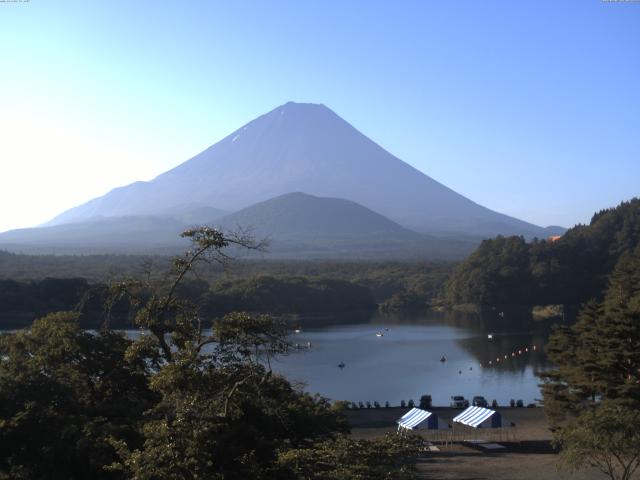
[
  {"xmin": 419, "ymin": 394, "xmax": 432, "ymax": 409},
  {"xmin": 450, "ymin": 395, "xmax": 469, "ymax": 408},
  {"xmin": 472, "ymin": 396, "xmax": 488, "ymax": 407}
]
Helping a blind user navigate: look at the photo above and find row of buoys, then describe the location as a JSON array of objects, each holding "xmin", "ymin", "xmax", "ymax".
[{"xmin": 481, "ymin": 345, "xmax": 538, "ymax": 367}]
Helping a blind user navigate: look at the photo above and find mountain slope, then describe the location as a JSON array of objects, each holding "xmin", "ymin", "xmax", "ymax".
[
  {"xmin": 46, "ymin": 102, "xmax": 557, "ymax": 238},
  {"xmin": 217, "ymin": 192, "xmax": 419, "ymax": 239},
  {"xmin": 0, "ymin": 216, "xmax": 190, "ymax": 254},
  {"xmin": 0, "ymin": 193, "xmax": 476, "ymax": 259},
  {"xmin": 215, "ymin": 192, "xmax": 475, "ymax": 259}
]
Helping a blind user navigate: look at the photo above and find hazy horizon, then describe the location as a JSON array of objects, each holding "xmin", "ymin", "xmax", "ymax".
[{"xmin": 1, "ymin": 1, "xmax": 638, "ymax": 233}]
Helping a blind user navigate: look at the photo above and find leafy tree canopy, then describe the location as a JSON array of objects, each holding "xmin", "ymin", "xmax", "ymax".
[
  {"xmin": 446, "ymin": 198, "xmax": 640, "ymax": 308},
  {"xmin": 542, "ymin": 243, "xmax": 640, "ymax": 480},
  {"xmin": 0, "ymin": 227, "xmax": 424, "ymax": 479}
]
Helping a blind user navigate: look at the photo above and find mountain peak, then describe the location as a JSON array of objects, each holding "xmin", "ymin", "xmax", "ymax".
[
  {"xmin": 44, "ymin": 102, "xmax": 553, "ymax": 239},
  {"xmin": 217, "ymin": 191, "xmax": 419, "ymax": 239},
  {"xmin": 264, "ymin": 101, "xmax": 335, "ymax": 123},
  {"xmin": 280, "ymin": 101, "xmax": 327, "ymax": 109}
]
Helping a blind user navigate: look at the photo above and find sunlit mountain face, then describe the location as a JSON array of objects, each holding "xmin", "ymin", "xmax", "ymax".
[
  {"xmin": 46, "ymin": 102, "xmax": 559, "ymax": 239},
  {"xmin": 1, "ymin": 102, "xmax": 564, "ymax": 256}
]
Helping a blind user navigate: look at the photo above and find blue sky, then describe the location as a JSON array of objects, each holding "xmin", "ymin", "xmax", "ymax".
[{"xmin": 1, "ymin": 0, "xmax": 638, "ymax": 232}]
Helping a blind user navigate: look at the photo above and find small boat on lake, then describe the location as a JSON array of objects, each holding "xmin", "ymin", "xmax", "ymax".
[
  {"xmin": 375, "ymin": 332, "xmax": 384, "ymax": 337},
  {"xmin": 338, "ymin": 362, "xmax": 345, "ymax": 369}
]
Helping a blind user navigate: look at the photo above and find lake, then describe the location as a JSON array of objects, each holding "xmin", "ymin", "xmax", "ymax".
[
  {"xmin": 269, "ymin": 310, "xmax": 555, "ymax": 407},
  {"xmin": 2, "ymin": 308, "xmax": 556, "ymax": 407}
]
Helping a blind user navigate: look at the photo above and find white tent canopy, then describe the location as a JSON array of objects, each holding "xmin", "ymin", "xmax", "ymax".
[
  {"xmin": 452, "ymin": 406, "xmax": 513, "ymax": 429},
  {"xmin": 397, "ymin": 408, "xmax": 449, "ymax": 431}
]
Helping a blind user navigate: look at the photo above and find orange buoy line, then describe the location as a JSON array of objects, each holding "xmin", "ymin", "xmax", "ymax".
[{"xmin": 479, "ymin": 345, "xmax": 538, "ymax": 368}]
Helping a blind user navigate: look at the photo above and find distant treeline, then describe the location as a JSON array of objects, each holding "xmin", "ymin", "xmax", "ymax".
[
  {"xmin": 0, "ymin": 250, "xmax": 171, "ymax": 283},
  {"xmin": 0, "ymin": 276, "xmax": 377, "ymax": 329},
  {"xmin": 0, "ymin": 252, "xmax": 456, "ymax": 329},
  {"xmin": 4, "ymin": 199, "xmax": 640, "ymax": 321},
  {"xmin": 1, "ymin": 271, "xmax": 451, "ymax": 330},
  {"xmin": 445, "ymin": 198, "xmax": 640, "ymax": 308},
  {"xmin": 0, "ymin": 278, "xmax": 118, "ymax": 329},
  {"xmin": 0, "ymin": 250, "xmax": 452, "ymax": 291},
  {"xmin": 205, "ymin": 276, "xmax": 374, "ymax": 315}
]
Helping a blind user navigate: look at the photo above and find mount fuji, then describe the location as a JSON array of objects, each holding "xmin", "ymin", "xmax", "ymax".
[{"xmin": 1, "ymin": 102, "xmax": 563, "ymax": 257}]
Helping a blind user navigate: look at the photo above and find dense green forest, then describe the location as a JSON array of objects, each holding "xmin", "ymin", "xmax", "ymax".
[
  {"xmin": 540, "ymin": 235, "xmax": 640, "ymax": 479},
  {"xmin": 206, "ymin": 276, "xmax": 374, "ymax": 315},
  {"xmin": 445, "ymin": 198, "xmax": 640, "ymax": 309},
  {"xmin": 0, "ymin": 254, "xmax": 453, "ymax": 328},
  {"xmin": 3, "ymin": 198, "xmax": 639, "ymax": 326},
  {"xmin": 0, "ymin": 276, "xmax": 376, "ymax": 329},
  {"xmin": 0, "ymin": 278, "xmax": 124, "ymax": 329},
  {"xmin": 0, "ymin": 228, "xmax": 423, "ymax": 479},
  {"xmin": 0, "ymin": 251, "xmax": 452, "ymax": 296}
]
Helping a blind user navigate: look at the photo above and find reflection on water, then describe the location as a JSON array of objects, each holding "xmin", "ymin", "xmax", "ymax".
[
  {"xmin": 88, "ymin": 309, "xmax": 559, "ymax": 407},
  {"xmin": 272, "ymin": 310, "xmax": 559, "ymax": 406}
]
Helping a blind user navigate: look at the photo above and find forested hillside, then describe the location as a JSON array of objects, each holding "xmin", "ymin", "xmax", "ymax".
[
  {"xmin": 445, "ymin": 198, "xmax": 640, "ymax": 308},
  {"xmin": 0, "ymin": 252, "xmax": 454, "ymax": 329},
  {"xmin": 0, "ymin": 276, "xmax": 377, "ymax": 329}
]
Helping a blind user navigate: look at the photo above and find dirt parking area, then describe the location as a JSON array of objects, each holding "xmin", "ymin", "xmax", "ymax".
[{"xmin": 347, "ymin": 407, "xmax": 605, "ymax": 480}]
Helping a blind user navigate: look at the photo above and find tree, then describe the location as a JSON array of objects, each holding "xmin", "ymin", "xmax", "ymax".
[
  {"xmin": 0, "ymin": 228, "xmax": 420, "ymax": 480},
  {"xmin": 107, "ymin": 311, "xmax": 353, "ymax": 479},
  {"xmin": 445, "ymin": 198, "xmax": 640, "ymax": 309},
  {"xmin": 0, "ymin": 226, "xmax": 424, "ymax": 479},
  {"xmin": 557, "ymin": 401, "xmax": 640, "ymax": 480},
  {"xmin": 604, "ymin": 244, "xmax": 640, "ymax": 314},
  {"xmin": 0, "ymin": 312, "xmax": 155, "ymax": 480},
  {"xmin": 542, "ymin": 244, "xmax": 640, "ymax": 480},
  {"xmin": 107, "ymin": 227, "xmax": 423, "ymax": 479},
  {"xmin": 276, "ymin": 434, "xmax": 423, "ymax": 480}
]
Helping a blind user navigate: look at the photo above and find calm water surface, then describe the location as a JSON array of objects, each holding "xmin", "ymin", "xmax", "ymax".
[
  {"xmin": 270, "ymin": 310, "xmax": 554, "ymax": 406},
  {"xmin": 3, "ymin": 309, "xmax": 555, "ymax": 407}
]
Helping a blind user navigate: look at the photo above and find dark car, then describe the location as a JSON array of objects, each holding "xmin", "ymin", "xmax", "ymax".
[
  {"xmin": 472, "ymin": 396, "xmax": 488, "ymax": 407},
  {"xmin": 450, "ymin": 395, "xmax": 469, "ymax": 408}
]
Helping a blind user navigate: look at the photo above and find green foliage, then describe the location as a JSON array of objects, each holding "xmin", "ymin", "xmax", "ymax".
[
  {"xmin": 603, "ymin": 244, "xmax": 640, "ymax": 314},
  {"xmin": 0, "ymin": 278, "xmax": 90, "ymax": 328},
  {"xmin": 0, "ymin": 259, "xmax": 456, "ymax": 329},
  {"xmin": 109, "ymin": 358, "xmax": 351, "ymax": 479},
  {"xmin": 0, "ymin": 312, "xmax": 155, "ymax": 480},
  {"xmin": 0, "ymin": 249, "xmax": 173, "ymax": 282},
  {"xmin": 542, "ymin": 239, "xmax": 640, "ymax": 479},
  {"xmin": 379, "ymin": 290, "xmax": 427, "ymax": 313},
  {"xmin": 0, "ymin": 227, "xmax": 423, "ymax": 479},
  {"xmin": 276, "ymin": 434, "xmax": 423, "ymax": 480},
  {"xmin": 206, "ymin": 275, "xmax": 375, "ymax": 316},
  {"xmin": 542, "ymin": 302, "xmax": 640, "ymax": 426},
  {"xmin": 556, "ymin": 401, "xmax": 640, "ymax": 480},
  {"xmin": 446, "ymin": 198, "xmax": 640, "ymax": 307},
  {"xmin": 445, "ymin": 235, "xmax": 533, "ymax": 305}
]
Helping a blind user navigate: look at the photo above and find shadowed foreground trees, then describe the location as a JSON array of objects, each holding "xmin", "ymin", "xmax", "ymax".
[
  {"xmin": 0, "ymin": 312, "xmax": 155, "ymax": 480},
  {"xmin": 542, "ymin": 245, "xmax": 640, "ymax": 480},
  {"xmin": 0, "ymin": 227, "xmax": 423, "ymax": 479},
  {"xmin": 556, "ymin": 402, "xmax": 640, "ymax": 480}
]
